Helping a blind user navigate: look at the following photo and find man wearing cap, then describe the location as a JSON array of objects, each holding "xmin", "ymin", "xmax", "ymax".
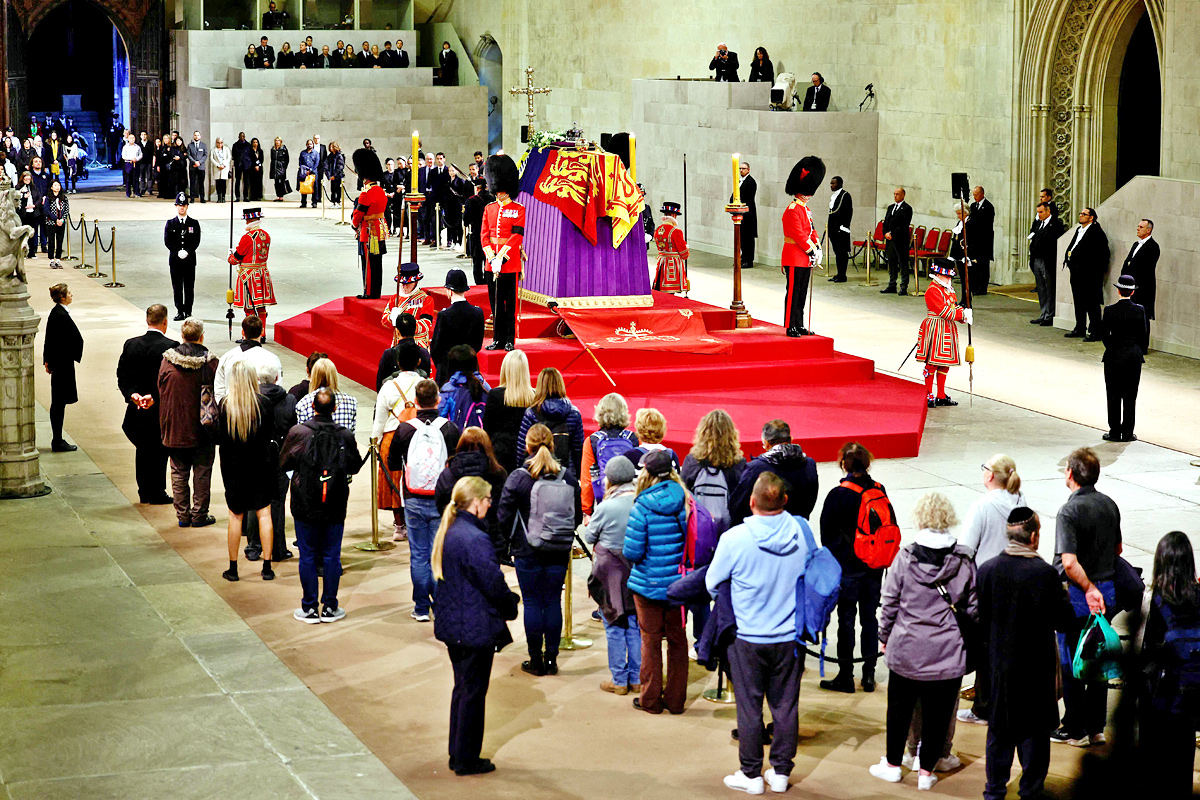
[
  {"xmin": 481, "ymin": 154, "xmax": 525, "ymax": 351},
  {"xmin": 463, "ymin": 177, "xmax": 495, "ymax": 313},
  {"xmin": 781, "ymin": 156, "xmax": 825, "ymax": 336},
  {"xmin": 228, "ymin": 208, "xmax": 276, "ymax": 332},
  {"xmin": 1100, "ymin": 275, "xmax": 1149, "ymax": 442},
  {"xmin": 653, "ymin": 202, "xmax": 689, "ymax": 295},
  {"xmin": 430, "ymin": 269, "xmax": 485, "ymax": 381},
  {"xmin": 916, "ymin": 259, "xmax": 972, "ymax": 408},
  {"xmin": 165, "ymin": 194, "xmax": 202, "ymax": 321},
  {"xmin": 350, "ymin": 148, "xmax": 388, "ymax": 299},
  {"xmin": 384, "ymin": 264, "xmax": 436, "ymax": 349}
]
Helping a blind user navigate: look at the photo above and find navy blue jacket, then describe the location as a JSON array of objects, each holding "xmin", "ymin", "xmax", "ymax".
[
  {"xmin": 517, "ymin": 397, "xmax": 585, "ymax": 477},
  {"xmin": 730, "ymin": 443, "xmax": 818, "ymax": 525},
  {"xmin": 434, "ymin": 511, "xmax": 520, "ymax": 649},
  {"xmin": 498, "ymin": 462, "xmax": 581, "ymax": 562},
  {"xmin": 623, "ymin": 479, "xmax": 688, "ymax": 601}
]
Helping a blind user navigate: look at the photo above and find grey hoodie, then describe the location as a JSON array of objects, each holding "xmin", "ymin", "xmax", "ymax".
[{"xmin": 879, "ymin": 530, "xmax": 978, "ymax": 681}]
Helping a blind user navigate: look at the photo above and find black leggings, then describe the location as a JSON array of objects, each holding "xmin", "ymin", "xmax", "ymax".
[
  {"xmin": 50, "ymin": 400, "xmax": 66, "ymax": 442},
  {"xmin": 47, "ymin": 223, "xmax": 65, "ymax": 259},
  {"xmin": 886, "ymin": 673, "xmax": 961, "ymax": 773}
]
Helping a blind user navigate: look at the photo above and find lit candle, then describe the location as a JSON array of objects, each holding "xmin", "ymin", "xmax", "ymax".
[
  {"xmin": 410, "ymin": 131, "xmax": 419, "ymax": 192},
  {"xmin": 629, "ymin": 133, "xmax": 637, "ymax": 182},
  {"xmin": 732, "ymin": 153, "xmax": 741, "ymax": 204}
]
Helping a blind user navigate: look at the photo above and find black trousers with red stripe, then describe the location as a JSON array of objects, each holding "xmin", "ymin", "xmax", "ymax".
[
  {"xmin": 784, "ymin": 266, "xmax": 811, "ymax": 331},
  {"xmin": 359, "ymin": 242, "xmax": 383, "ymax": 299},
  {"xmin": 492, "ymin": 272, "xmax": 518, "ymax": 346}
]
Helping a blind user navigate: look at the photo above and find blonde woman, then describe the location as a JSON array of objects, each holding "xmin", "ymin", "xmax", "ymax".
[
  {"xmin": 482, "ymin": 348, "xmax": 535, "ymax": 473},
  {"xmin": 432, "ymin": 476, "xmax": 519, "ymax": 776},
  {"xmin": 516, "ymin": 367, "xmax": 584, "ymax": 476},
  {"xmin": 872, "ymin": 492, "xmax": 977, "ymax": 790},
  {"xmin": 295, "ymin": 357, "xmax": 357, "ymax": 429},
  {"xmin": 680, "ymin": 409, "xmax": 746, "ymax": 532},
  {"xmin": 629, "ymin": 407, "xmax": 679, "ymax": 471},
  {"xmin": 498, "ymin": 423, "xmax": 582, "ymax": 677},
  {"xmin": 216, "ymin": 360, "xmax": 277, "ymax": 582},
  {"xmin": 580, "ymin": 392, "xmax": 639, "ymax": 516},
  {"xmin": 961, "ymin": 455, "xmax": 1025, "ymax": 566}
]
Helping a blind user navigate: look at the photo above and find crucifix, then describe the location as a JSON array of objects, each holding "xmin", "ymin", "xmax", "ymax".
[{"xmin": 510, "ymin": 66, "xmax": 552, "ymax": 133}]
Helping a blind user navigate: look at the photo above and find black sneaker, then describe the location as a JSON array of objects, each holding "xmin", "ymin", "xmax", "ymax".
[
  {"xmin": 222, "ymin": 568, "xmax": 239, "ymax": 582},
  {"xmin": 320, "ymin": 606, "xmax": 346, "ymax": 623},
  {"xmin": 293, "ymin": 607, "xmax": 320, "ymax": 624},
  {"xmin": 191, "ymin": 514, "xmax": 216, "ymax": 528},
  {"xmin": 261, "ymin": 565, "xmax": 275, "ymax": 581}
]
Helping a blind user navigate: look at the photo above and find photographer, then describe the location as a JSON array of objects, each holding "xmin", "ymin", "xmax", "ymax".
[{"xmin": 709, "ymin": 43, "xmax": 740, "ymax": 82}]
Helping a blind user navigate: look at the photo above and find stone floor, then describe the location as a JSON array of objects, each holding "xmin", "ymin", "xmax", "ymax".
[{"xmin": 4, "ymin": 186, "xmax": 1198, "ymax": 799}]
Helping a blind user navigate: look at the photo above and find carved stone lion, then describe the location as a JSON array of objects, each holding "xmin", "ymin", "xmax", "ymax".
[{"xmin": 0, "ymin": 179, "xmax": 34, "ymax": 285}]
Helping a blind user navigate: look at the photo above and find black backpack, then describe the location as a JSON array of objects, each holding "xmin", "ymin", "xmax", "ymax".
[
  {"xmin": 299, "ymin": 423, "xmax": 350, "ymax": 518},
  {"xmin": 538, "ymin": 410, "xmax": 573, "ymax": 467},
  {"xmin": 1151, "ymin": 596, "xmax": 1200, "ymax": 726}
]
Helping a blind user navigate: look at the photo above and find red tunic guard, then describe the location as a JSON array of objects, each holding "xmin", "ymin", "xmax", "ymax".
[
  {"xmin": 916, "ymin": 268, "xmax": 968, "ymax": 407},
  {"xmin": 481, "ymin": 196, "xmax": 525, "ymax": 349},
  {"xmin": 383, "ymin": 288, "xmax": 435, "ymax": 348},
  {"xmin": 653, "ymin": 213, "xmax": 689, "ymax": 294},
  {"xmin": 780, "ymin": 156, "xmax": 825, "ymax": 336}
]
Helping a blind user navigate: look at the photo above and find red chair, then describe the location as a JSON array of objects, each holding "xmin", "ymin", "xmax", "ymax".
[
  {"xmin": 913, "ymin": 227, "xmax": 942, "ymax": 291},
  {"xmin": 852, "ymin": 221, "xmax": 885, "ymax": 266},
  {"xmin": 909, "ymin": 225, "xmax": 927, "ymax": 259}
]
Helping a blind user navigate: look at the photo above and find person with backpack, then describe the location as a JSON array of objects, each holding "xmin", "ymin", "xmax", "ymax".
[
  {"xmin": 438, "ymin": 345, "xmax": 491, "ymax": 431},
  {"xmin": 580, "ymin": 392, "xmax": 639, "ymax": 517},
  {"xmin": 1136, "ymin": 530, "xmax": 1200, "ymax": 796},
  {"xmin": 429, "ymin": 269, "xmax": 485, "ymax": 382},
  {"xmin": 680, "ymin": 409, "xmax": 746, "ymax": 534},
  {"xmin": 517, "ymin": 367, "xmax": 585, "ymax": 478},
  {"xmin": 817, "ymin": 442, "xmax": 896, "ymax": 694},
  {"xmin": 483, "ymin": 349, "xmax": 535, "ymax": 474},
  {"xmin": 627, "ymin": 408, "xmax": 679, "ymax": 471},
  {"xmin": 435, "ymin": 427, "xmax": 508, "ymax": 560},
  {"xmin": 372, "ymin": 341, "xmax": 425, "ymax": 542},
  {"xmin": 623, "ymin": 449, "xmax": 690, "ymax": 715},
  {"xmin": 279, "ymin": 388, "xmax": 364, "ymax": 622},
  {"xmin": 871, "ymin": 491, "xmax": 977, "ymax": 792},
  {"xmin": 388, "ymin": 379, "xmax": 461, "ymax": 622},
  {"xmin": 376, "ymin": 312, "xmax": 431, "ymax": 389},
  {"xmin": 706, "ymin": 472, "xmax": 810, "ymax": 795},
  {"xmin": 497, "ymin": 423, "xmax": 582, "ymax": 677},
  {"xmin": 729, "ymin": 419, "xmax": 818, "ymax": 526},
  {"xmin": 978, "ymin": 508, "xmax": 1075, "ymax": 800}
]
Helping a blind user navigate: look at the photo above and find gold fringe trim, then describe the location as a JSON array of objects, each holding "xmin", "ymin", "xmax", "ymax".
[{"xmin": 518, "ymin": 288, "xmax": 654, "ymax": 308}]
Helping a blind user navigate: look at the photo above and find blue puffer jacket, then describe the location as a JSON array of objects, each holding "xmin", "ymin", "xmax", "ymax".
[{"xmin": 623, "ymin": 480, "xmax": 688, "ymax": 601}]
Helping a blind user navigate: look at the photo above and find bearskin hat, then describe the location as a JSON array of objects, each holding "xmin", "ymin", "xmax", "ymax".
[
  {"xmin": 486, "ymin": 154, "xmax": 520, "ymax": 198},
  {"xmin": 352, "ymin": 148, "xmax": 384, "ymax": 184},
  {"xmin": 785, "ymin": 156, "xmax": 826, "ymax": 197}
]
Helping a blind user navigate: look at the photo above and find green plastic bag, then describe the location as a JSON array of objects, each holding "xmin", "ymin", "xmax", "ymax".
[{"xmin": 1071, "ymin": 613, "xmax": 1123, "ymax": 682}]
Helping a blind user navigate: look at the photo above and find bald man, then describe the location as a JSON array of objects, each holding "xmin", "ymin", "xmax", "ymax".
[
  {"xmin": 965, "ymin": 186, "xmax": 995, "ymax": 295},
  {"xmin": 709, "ymin": 43, "xmax": 740, "ymax": 82},
  {"xmin": 880, "ymin": 188, "xmax": 913, "ymax": 295}
]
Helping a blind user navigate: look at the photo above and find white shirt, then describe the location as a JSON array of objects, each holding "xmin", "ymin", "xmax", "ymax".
[
  {"xmin": 828, "ymin": 188, "xmax": 842, "ymax": 211},
  {"xmin": 214, "ymin": 344, "xmax": 283, "ymax": 401},
  {"xmin": 121, "ymin": 142, "xmax": 142, "ymax": 162},
  {"xmin": 371, "ymin": 370, "xmax": 422, "ymax": 439},
  {"xmin": 1132, "ymin": 234, "xmax": 1152, "ymax": 256}
]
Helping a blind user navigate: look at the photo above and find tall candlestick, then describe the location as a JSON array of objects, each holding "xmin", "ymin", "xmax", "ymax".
[
  {"xmin": 410, "ymin": 131, "xmax": 419, "ymax": 192},
  {"xmin": 732, "ymin": 153, "xmax": 741, "ymax": 204},
  {"xmin": 629, "ymin": 133, "xmax": 637, "ymax": 182}
]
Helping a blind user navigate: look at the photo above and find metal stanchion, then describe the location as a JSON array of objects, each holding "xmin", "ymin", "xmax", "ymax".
[
  {"xmin": 356, "ymin": 443, "xmax": 396, "ymax": 552},
  {"xmin": 74, "ymin": 213, "xmax": 88, "ymax": 269},
  {"xmin": 336, "ymin": 191, "xmax": 350, "ymax": 226},
  {"xmin": 703, "ymin": 658, "xmax": 736, "ymax": 704},
  {"xmin": 559, "ymin": 548, "xmax": 593, "ymax": 651},
  {"xmin": 321, "ymin": 180, "xmax": 327, "ymax": 220},
  {"xmin": 104, "ymin": 227, "xmax": 123, "ymax": 288},
  {"xmin": 87, "ymin": 222, "xmax": 107, "ymax": 278},
  {"xmin": 63, "ymin": 215, "xmax": 78, "ymax": 262}
]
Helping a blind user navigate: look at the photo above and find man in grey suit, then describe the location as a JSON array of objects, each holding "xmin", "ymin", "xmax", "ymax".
[
  {"xmin": 186, "ymin": 131, "xmax": 208, "ymax": 203},
  {"xmin": 1027, "ymin": 201, "xmax": 1063, "ymax": 325}
]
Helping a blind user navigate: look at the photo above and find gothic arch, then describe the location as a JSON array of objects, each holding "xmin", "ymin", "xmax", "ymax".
[{"xmin": 11, "ymin": 0, "xmax": 153, "ymax": 43}]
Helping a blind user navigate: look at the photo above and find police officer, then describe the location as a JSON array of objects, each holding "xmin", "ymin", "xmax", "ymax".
[{"xmin": 164, "ymin": 192, "xmax": 201, "ymax": 320}]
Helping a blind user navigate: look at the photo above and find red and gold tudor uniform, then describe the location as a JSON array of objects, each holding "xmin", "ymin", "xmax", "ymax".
[
  {"xmin": 382, "ymin": 262, "xmax": 435, "ymax": 348},
  {"xmin": 652, "ymin": 202, "xmax": 689, "ymax": 294},
  {"xmin": 481, "ymin": 154, "xmax": 525, "ymax": 351},
  {"xmin": 228, "ymin": 208, "xmax": 276, "ymax": 326},
  {"xmin": 780, "ymin": 156, "xmax": 825, "ymax": 336},
  {"xmin": 916, "ymin": 260, "xmax": 969, "ymax": 407},
  {"xmin": 351, "ymin": 148, "xmax": 388, "ymax": 299}
]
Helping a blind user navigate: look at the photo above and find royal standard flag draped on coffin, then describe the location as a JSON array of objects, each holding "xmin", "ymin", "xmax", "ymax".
[{"xmin": 531, "ymin": 148, "xmax": 645, "ymax": 248}]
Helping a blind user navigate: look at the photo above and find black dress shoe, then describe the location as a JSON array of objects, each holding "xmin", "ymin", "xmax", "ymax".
[
  {"xmin": 173, "ymin": 312, "xmax": 187, "ymax": 321},
  {"xmin": 1039, "ymin": 319, "xmax": 1054, "ymax": 326},
  {"xmin": 861, "ymin": 671, "xmax": 877, "ymax": 693},
  {"xmin": 1102, "ymin": 431, "xmax": 1119, "ymax": 442},
  {"xmin": 1064, "ymin": 329, "xmax": 1085, "ymax": 338},
  {"xmin": 880, "ymin": 286, "xmax": 897, "ymax": 294},
  {"xmin": 503, "ymin": 343, "xmax": 515, "ymax": 351},
  {"xmin": 1029, "ymin": 317, "xmax": 1044, "ymax": 325},
  {"xmin": 544, "ymin": 656, "xmax": 558, "ymax": 675},
  {"xmin": 831, "ymin": 276, "xmax": 847, "ymax": 283},
  {"xmin": 484, "ymin": 342, "xmax": 503, "ymax": 351},
  {"xmin": 819, "ymin": 674, "xmax": 856, "ymax": 693},
  {"xmin": 935, "ymin": 395, "xmax": 959, "ymax": 407},
  {"xmin": 521, "ymin": 657, "xmax": 545, "ymax": 676},
  {"xmin": 1124, "ymin": 433, "xmax": 1138, "ymax": 443},
  {"xmin": 1082, "ymin": 334, "xmax": 1100, "ymax": 342},
  {"xmin": 786, "ymin": 327, "xmax": 803, "ymax": 338},
  {"xmin": 142, "ymin": 493, "xmax": 173, "ymax": 505},
  {"xmin": 50, "ymin": 440, "xmax": 77, "ymax": 452},
  {"xmin": 454, "ymin": 758, "xmax": 496, "ymax": 776}
]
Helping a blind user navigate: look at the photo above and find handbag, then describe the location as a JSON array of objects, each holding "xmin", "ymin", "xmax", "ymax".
[
  {"xmin": 1071, "ymin": 612, "xmax": 1123, "ymax": 682},
  {"xmin": 199, "ymin": 385, "xmax": 219, "ymax": 435},
  {"xmin": 299, "ymin": 175, "xmax": 315, "ymax": 195},
  {"xmin": 935, "ymin": 577, "xmax": 979, "ymax": 675},
  {"xmin": 284, "ymin": 179, "xmax": 293, "ymax": 195}
]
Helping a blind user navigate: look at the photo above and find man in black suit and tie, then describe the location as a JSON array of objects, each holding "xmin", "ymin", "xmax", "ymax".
[
  {"xmin": 965, "ymin": 186, "xmax": 995, "ymax": 295},
  {"xmin": 731, "ymin": 160, "xmax": 757, "ymax": 268},
  {"xmin": 438, "ymin": 42, "xmax": 459, "ymax": 85},
  {"xmin": 255, "ymin": 37, "xmax": 275, "ymax": 69},
  {"xmin": 1100, "ymin": 274, "xmax": 1149, "ymax": 442},
  {"xmin": 1120, "ymin": 219, "xmax": 1158, "ymax": 325},
  {"xmin": 379, "ymin": 42, "xmax": 399, "ymax": 68},
  {"xmin": 395, "ymin": 40, "xmax": 411, "ymax": 68},
  {"xmin": 1062, "ymin": 206, "xmax": 1109, "ymax": 341},
  {"xmin": 827, "ymin": 175, "xmax": 853, "ymax": 282},
  {"xmin": 165, "ymin": 194, "xmax": 202, "ymax": 320},
  {"xmin": 880, "ymin": 187, "xmax": 913, "ymax": 295},
  {"xmin": 1039, "ymin": 187, "xmax": 1060, "ymax": 222},
  {"xmin": 261, "ymin": 1, "xmax": 287, "ymax": 29},
  {"xmin": 117, "ymin": 304, "xmax": 179, "ymax": 504},
  {"xmin": 1027, "ymin": 201, "xmax": 1064, "ymax": 325},
  {"xmin": 709, "ymin": 43, "xmax": 739, "ymax": 81},
  {"xmin": 356, "ymin": 41, "xmax": 373, "ymax": 68},
  {"xmin": 430, "ymin": 270, "xmax": 486, "ymax": 381},
  {"xmin": 803, "ymin": 73, "xmax": 831, "ymax": 111}
]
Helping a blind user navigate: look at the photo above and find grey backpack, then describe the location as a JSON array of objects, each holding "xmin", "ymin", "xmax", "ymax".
[{"xmin": 516, "ymin": 469, "xmax": 576, "ymax": 552}]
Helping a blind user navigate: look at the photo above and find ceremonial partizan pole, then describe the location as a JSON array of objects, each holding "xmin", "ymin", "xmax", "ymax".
[{"xmin": 958, "ymin": 194, "xmax": 975, "ymax": 405}]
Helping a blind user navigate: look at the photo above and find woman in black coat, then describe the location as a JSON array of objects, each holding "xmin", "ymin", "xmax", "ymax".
[
  {"xmin": 747, "ymin": 47, "xmax": 774, "ymax": 84},
  {"xmin": 16, "ymin": 170, "xmax": 42, "ymax": 258},
  {"xmin": 43, "ymin": 283, "xmax": 82, "ymax": 451},
  {"xmin": 269, "ymin": 137, "xmax": 290, "ymax": 200},
  {"xmin": 247, "ymin": 138, "xmax": 265, "ymax": 201},
  {"xmin": 432, "ymin": 475, "xmax": 520, "ymax": 776},
  {"xmin": 435, "ymin": 427, "xmax": 508, "ymax": 561}
]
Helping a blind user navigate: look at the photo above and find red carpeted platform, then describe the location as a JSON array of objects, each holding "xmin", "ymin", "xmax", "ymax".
[{"xmin": 274, "ymin": 288, "xmax": 928, "ymax": 461}]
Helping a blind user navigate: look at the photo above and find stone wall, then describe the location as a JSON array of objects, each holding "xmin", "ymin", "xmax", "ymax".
[
  {"xmin": 1163, "ymin": 0, "xmax": 1200, "ymax": 183},
  {"xmin": 227, "ymin": 67, "xmax": 435, "ymax": 89}
]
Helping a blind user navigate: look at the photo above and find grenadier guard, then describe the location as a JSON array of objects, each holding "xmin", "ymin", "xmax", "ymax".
[
  {"xmin": 652, "ymin": 201, "xmax": 689, "ymax": 295},
  {"xmin": 228, "ymin": 207, "xmax": 276, "ymax": 338},
  {"xmin": 481, "ymin": 154, "xmax": 524, "ymax": 351},
  {"xmin": 916, "ymin": 258, "xmax": 973, "ymax": 408},
  {"xmin": 781, "ymin": 156, "xmax": 825, "ymax": 337},
  {"xmin": 383, "ymin": 262, "xmax": 435, "ymax": 348},
  {"xmin": 351, "ymin": 148, "xmax": 388, "ymax": 299}
]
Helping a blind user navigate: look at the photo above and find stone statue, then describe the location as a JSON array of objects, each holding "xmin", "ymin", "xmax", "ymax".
[{"xmin": 0, "ymin": 178, "xmax": 34, "ymax": 285}]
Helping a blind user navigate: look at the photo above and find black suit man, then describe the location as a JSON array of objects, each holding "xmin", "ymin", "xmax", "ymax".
[
  {"xmin": 1027, "ymin": 201, "xmax": 1064, "ymax": 325},
  {"xmin": 1062, "ymin": 207, "xmax": 1109, "ymax": 340},
  {"xmin": 165, "ymin": 194, "xmax": 202, "ymax": 319},
  {"xmin": 803, "ymin": 74, "xmax": 831, "ymax": 111},
  {"xmin": 395, "ymin": 43, "xmax": 411, "ymax": 68},
  {"xmin": 827, "ymin": 176, "xmax": 853, "ymax": 282},
  {"xmin": 965, "ymin": 187, "xmax": 995, "ymax": 295},
  {"xmin": 117, "ymin": 304, "xmax": 179, "ymax": 503},
  {"xmin": 430, "ymin": 270, "xmax": 486, "ymax": 381},
  {"xmin": 709, "ymin": 44, "xmax": 739, "ymax": 81},
  {"xmin": 730, "ymin": 162, "xmax": 757, "ymax": 267},
  {"xmin": 1120, "ymin": 219, "xmax": 1158, "ymax": 322},
  {"xmin": 880, "ymin": 187, "xmax": 913, "ymax": 294},
  {"xmin": 1101, "ymin": 275, "xmax": 1149, "ymax": 442},
  {"xmin": 255, "ymin": 38, "xmax": 275, "ymax": 69},
  {"xmin": 261, "ymin": 1, "xmax": 287, "ymax": 28},
  {"xmin": 231, "ymin": 133, "xmax": 249, "ymax": 201}
]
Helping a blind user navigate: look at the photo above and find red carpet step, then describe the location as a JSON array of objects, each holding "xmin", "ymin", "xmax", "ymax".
[{"xmin": 274, "ymin": 288, "xmax": 928, "ymax": 461}]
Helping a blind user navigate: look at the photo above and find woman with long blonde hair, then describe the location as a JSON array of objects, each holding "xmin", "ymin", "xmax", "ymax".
[
  {"xmin": 483, "ymin": 348, "xmax": 535, "ymax": 472},
  {"xmin": 516, "ymin": 367, "xmax": 584, "ymax": 476},
  {"xmin": 497, "ymin": 423, "xmax": 582, "ymax": 677},
  {"xmin": 432, "ymin": 476, "xmax": 519, "ymax": 776},
  {"xmin": 295, "ymin": 357, "xmax": 358, "ymax": 429},
  {"xmin": 216, "ymin": 359, "xmax": 277, "ymax": 582}
]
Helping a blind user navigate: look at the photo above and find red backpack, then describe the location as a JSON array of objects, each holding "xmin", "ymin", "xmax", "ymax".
[{"xmin": 840, "ymin": 480, "xmax": 900, "ymax": 570}]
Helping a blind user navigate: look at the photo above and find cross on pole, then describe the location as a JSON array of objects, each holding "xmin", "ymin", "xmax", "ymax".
[{"xmin": 510, "ymin": 66, "xmax": 551, "ymax": 134}]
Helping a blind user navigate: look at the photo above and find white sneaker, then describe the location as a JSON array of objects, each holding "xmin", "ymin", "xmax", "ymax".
[
  {"xmin": 763, "ymin": 767, "xmax": 789, "ymax": 793},
  {"xmin": 293, "ymin": 607, "xmax": 320, "ymax": 624},
  {"xmin": 918, "ymin": 773, "xmax": 938, "ymax": 791},
  {"xmin": 723, "ymin": 771, "xmax": 764, "ymax": 795},
  {"xmin": 957, "ymin": 708, "xmax": 986, "ymax": 724},
  {"xmin": 410, "ymin": 611, "xmax": 431, "ymax": 622},
  {"xmin": 689, "ymin": 646, "xmax": 699, "ymax": 661},
  {"xmin": 900, "ymin": 752, "xmax": 915, "ymax": 770},
  {"xmin": 934, "ymin": 754, "xmax": 961, "ymax": 772},
  {"xmin": 869, "ymin": 758, "xmax": 903, "ymax": 783}
]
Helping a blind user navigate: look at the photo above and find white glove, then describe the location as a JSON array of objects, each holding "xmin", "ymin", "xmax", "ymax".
[
  {"xmin": 177, "ymin": 249, "xmax": 188, "ymax": 259},
  {"xmin": 811, "ymin": 248, "xmax": 823, "ymax": 267},
  {"xmin": 490, "ymin": 256, "xmax": 503, "ymax": 274},
  {"xmin": 963, "ymin": 308, "xmax": 974, "ymax": 326}
]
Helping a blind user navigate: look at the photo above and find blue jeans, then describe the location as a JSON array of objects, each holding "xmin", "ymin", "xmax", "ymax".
[
  {"xmin": 295, "ymin": 520, "xmax": 344, "ymax": 611},
  {"xmin": 405, "ymin": 495, "xmax": 440, "ymax": 615},
  {"xmin": 603, "ymin": 614, "xmax": 641, "ymax": 687},
  {"xmin": 515, "ymin": 557, "xmax": 568, "ymax": 658},
  {"xmin": 1058, "ymin": 580, "xmax": 1116, "ymax": 737},
  {"xmin": 687, "ymin": 601, "xmax": 710, "ymax": 641}
]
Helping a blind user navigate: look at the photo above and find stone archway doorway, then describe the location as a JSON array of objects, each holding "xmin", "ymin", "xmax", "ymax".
[{"xmin": 1112, "ymin": 9, "xmax": 1161, "ymax": 192}]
